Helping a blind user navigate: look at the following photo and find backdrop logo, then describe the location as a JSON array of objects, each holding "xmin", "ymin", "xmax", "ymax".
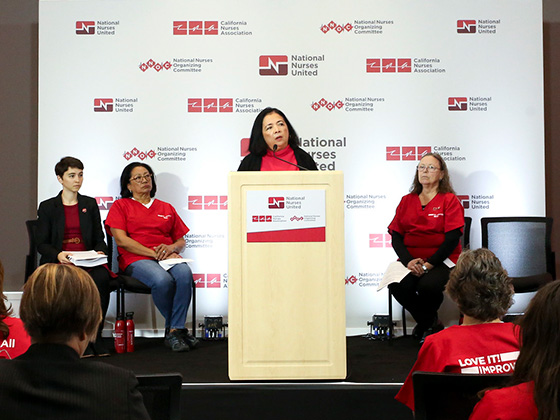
[
  {"xmin": 448, "ymin": 97, "xmax": 468, "ymax": 111},
  {"xmin": 386, "ymin": 146, "xmax": 431, "ymax": 161},
  {"xmin": 194, "ymin": 274, "xmax": 222, "ymax": 288},
  {"xmin": 268, "ymin": 197, "xmax": 285, "ymax": 209},
  {"xmin": 188, "ymin": 195, "xmax": 228, "ymax": 210},
  {"xmin": 123, "ymin": 148, "xmax": 156, "ymax": 161},
  {"xmin": 311, "ymin": 98, "xmax": 344, "ymax": 111},
  {"xmin": 240, "ymin": 138, "xmax": 250, "ymax": 157},
  {"xmin": 345, "ymin": 275, "xmax": 358, "ymax": 285},
  {"xmin": 259, "ymin": 55, "xmax": 288, "ymax": 76},
  {"xmin": 457, "ymin": 20, "xmax": 477, "ymax": 33},
  {"xmin": 457, "ymin": 195, "xmax": 470, "ymax": 209},
  {"xmin": 369, "ymin": 233, "xmax": 391, "ymax": 248},
  {"xmin": 320, "ymin": 20, "xmax": 353, "ymax": 34},
  {"xmin": 139, "ymin": 59, "xmax": 172, "ymax": 73},
  {"xmin": 187, "ymin": 98, "xmax": 233, "ymax": 112},
  {"xmin": 76, "ymin": 21, "xmax": 95, "ymax": 35},
  {"xmin": 252, "ymin": 215, "xmax": 273, "ymax": 222},
  {"xmin": 94, "ymin": 98, "xmax": 113, "ymax": 112},
  {"xmin": 366, "ymin": 58, "xmax": 411, "ymax": 73},
  {"xmin": 95, "ymin": 196, "xmax": 117, "ymax": 211}
]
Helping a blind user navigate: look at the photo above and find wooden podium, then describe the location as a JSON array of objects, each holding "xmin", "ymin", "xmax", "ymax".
[{"xmin": 228, "ymin": 171, "xmax": 346, "ymax": 380}]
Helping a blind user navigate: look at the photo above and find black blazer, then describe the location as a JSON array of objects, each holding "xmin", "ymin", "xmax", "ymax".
[
  {"xmin": 238, "ymin": 146, "xmax": 318, "ymax": 171},
  {"xmin": 0, "ymin": 343, "xmax": 150, "ymax": 420},
  {"xmin": 36, "ymin": 192, "xmax": 108, "ymax": 265}
]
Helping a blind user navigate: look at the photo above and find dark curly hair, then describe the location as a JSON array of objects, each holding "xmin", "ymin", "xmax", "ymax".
[{"xmin": 446, "ymin": 248, "xmax": 513, "ymax": 322}]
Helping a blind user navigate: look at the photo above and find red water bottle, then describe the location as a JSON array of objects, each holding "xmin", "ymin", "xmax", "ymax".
[
  {"xmin": 126, "ymin": 312, "xmax": 135, "ymax": 353},
  {"xmin": 114, "ymin": 314, "xmax": 126, "ymax": 354}
]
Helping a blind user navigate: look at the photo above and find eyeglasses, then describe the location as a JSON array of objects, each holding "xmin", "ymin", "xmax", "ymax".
[
  {"xmin": 130, "ymin": 174, "xmax": 152, "ymax": 183},
  {"xmin": 417, "ymin": 164, "xmax": 440, "ymax": 173}
]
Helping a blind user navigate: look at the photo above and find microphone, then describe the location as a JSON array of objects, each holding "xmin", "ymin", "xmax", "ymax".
[{"xmin": 272, "ymin": 144, "xmax": 309, "ymax": 171}]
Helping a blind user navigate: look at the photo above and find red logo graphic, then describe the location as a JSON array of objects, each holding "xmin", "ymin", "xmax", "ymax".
[
  {"xmin": 240, "ymin": 138, "xmax": 250, "ymax": 157},
  {"xmin": 345, "ymin": 275, "xmax": 358, "ymax": 285},
  {"xmin": 188, "ymin": 196, "xmax": 228, "ymax": 210},
  {"xmin": 173, "ymin": 21, "xmax": 188, "ymax": 35},
  {"xmin": 194, "ymin": 274, "xmax": 222, "ymax": 288},
  {"xmin": 386, "ymin": 146, "xmax": 431, "ymax": 161},
  {"xmin": 457, "ymin": 20, "xmax": 477, "ymax": 34},
  {"xmin": 311, "ymin": 98, "xmax": 344, "ymax": 111},
  {"xmin": 139, "ymin": 59, "xmax": 172, "ymax": 72},
  {"xmin": 259, "ymin": 55, "xmax": 288, "ymax": 76},
  {"xmin": 95, "ymin": 196, "xmax": 116, "ymax": 211},
  {"xmin": 189, "ymin": 21, "xmax": 203, "ymax": 35},
  {"xmin": 369, "ymin": 233, "xmax": 391, "ymax": 248},
  {"xmin": 320, "ymin": 20, "xmax": 353, "ymax": 34},
  {"xmin": 367, "ymin": 58, "xmax": 411, "ymax": 73},
  {"xmin": 76, "ymin": 21, "xmax": 95, "ymax": 35},
  {"xmin": 123, "ymin": 148, "xmax": 156, "ymax": 161},
  {"xmin": 252, "ymin": 215, "xmax": 273, "ymax": 222},
  {"xmin": 204, "ymin": 21, "xmax": 219, "ymax": 35},
  {"xmin": 457, "ymin": 195, "xmax": 470, "ymax": 209},
  {"xmin": 94, "ymin": 98, "xmax": 113, "ymax": 112},
  {"xmin": 187, "ymin": 98, "xmax": 233, "ymax": 113},
  {"xmin": 290, "ymin": 216, "xmax": 304, "ymax": 222},
  {"xmin": 268, "ymin": 197, "xmax": 285, "ymax": 209},
  {"xmin": 448, "ymin": 97, "xmax": 468, "ymax": 111}
]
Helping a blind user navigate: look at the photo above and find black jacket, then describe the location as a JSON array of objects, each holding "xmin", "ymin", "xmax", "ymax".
[
  {"xmin": 36, "ymin": 192, "xmax": 108, "ymax": 265},
  {"xmin": 237, "ymin": 146, "xmax": 318, "ymax": 171}
]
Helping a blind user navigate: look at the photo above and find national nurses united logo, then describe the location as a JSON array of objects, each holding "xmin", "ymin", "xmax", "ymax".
[
  {"xmin": 386, "ymin": 146, "xmax": 431, "ymax": 161},
  {"xmin": 76, "ymin": 21, "xmax": 95, "ymax": 35},
  {"xmin": 95, "ymin": 196, "xmax": 118, "ymax": 211},
  {"xmin": 457, "ymin": 20, "xmax": 477, "ymax": 33},
  {"xmin": 457, "ymin": 195, "xmax": 470, "ymax": 209},
  {"xmin": 94, "ymin": 98, "xmax": 113, "ymax": 112},
  {"xmin": 448, "ymin": 97, "xmax": 468, "ymax": 111},
  {"xmin": 259, "ymin": 55, "xmax": 288, "ymax": 76},
  {"xmin": 268, "ymin": 197, "xmax": 285, "ymax": 209}
]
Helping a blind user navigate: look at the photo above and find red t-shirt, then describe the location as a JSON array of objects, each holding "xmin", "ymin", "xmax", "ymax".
[
  {"xmin": 0, "ymin": 317, "xmax": 31, "ymax": 360},
  {"xmin": 260, "ymin": 146, "xmax": 299, "ymax": 171},
  {"xmin": 388, "ymin": 192, "xmax": 464, "ymax": 263},
  {"xmin": 105, "ymin": 198, "xmax": 190, "ymax": 271},
  {"xmin": 396, "ymin": 323, "xmax": 521, "ymax": 411},
  {"xmin": 469, "ymin": 381, "xmax": 537, "ymax": 420}
]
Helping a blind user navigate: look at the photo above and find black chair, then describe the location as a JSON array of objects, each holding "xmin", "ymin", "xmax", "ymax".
[
  {"xmin": 105, "ymin": 230, "xmax": 197, "ymax": 335},
  {"xmin": 24, "ymin": 219, "xmax": 40, "ymax": 282},
  {"xmin": 136, "ymin": 373, "xmax": 182, "ymax": 420},
  {"xmin": 481, "ymin": 217, "xmax": 555, "ymax": 300},
  {"xmin": 413, "ymin": 371, "xmax": 511, "ymax": 420},
  {"xmin": 388, "ymin": 216, "xmax": 472, "ymax": 339}
]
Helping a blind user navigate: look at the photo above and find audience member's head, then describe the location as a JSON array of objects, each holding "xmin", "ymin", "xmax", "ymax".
[
  {"xmin": 512, "ymin": 280, "xmax": 560, "ymax": 419},
  {"xmin": 20, "ymin": 264, "xmax": 101, "ymax": 347},
  {"xmin": 446, "ymin": 248, "xmax": 513, "ymax": 322},
  {"xmin": 0, "ymin": 260, "xmax": 13, "ymax": 339}
]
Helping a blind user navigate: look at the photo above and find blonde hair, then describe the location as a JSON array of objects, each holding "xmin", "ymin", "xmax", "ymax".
[{"xmin": 21, "ymin": 264, "xmax": 101, "ymax": 344}]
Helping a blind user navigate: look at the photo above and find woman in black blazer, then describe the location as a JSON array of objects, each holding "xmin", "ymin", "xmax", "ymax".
[{"xmin": 36, "ymin": 157, "xmax": 112, "ymax": 357}]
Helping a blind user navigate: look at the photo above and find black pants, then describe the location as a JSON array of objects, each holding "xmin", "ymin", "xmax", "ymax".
[
  {"xmin": 388, "ymin": 264, "xmax": 451, "ymax": 330},
  {"xmin": 85, "ymin": 265, "xmax": 112, "ymax": 336}
]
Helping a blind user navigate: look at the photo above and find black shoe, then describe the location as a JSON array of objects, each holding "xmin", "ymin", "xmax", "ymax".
[
  {"xmin": 82, "ymin": 344, "xmax": 96, "ymax": 358},
  {"xmin": 412, "ymin": 324, "xmax": 427, "ymax": 341},
  {"xmin": 178, "ymin": 329, "xmax": 200, "ymax": 349},
  {"xmin": 93, "ymin": 338, "xmax": 111, "ymax": 357},
  {"xmin": 165, "ymin": 330, "xmax": 190, "ymax": 352}
]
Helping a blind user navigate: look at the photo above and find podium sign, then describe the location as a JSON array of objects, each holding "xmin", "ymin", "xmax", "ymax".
[{"xmin": 228, "ymin": 171, "xmax": 346, "ymax": 380}]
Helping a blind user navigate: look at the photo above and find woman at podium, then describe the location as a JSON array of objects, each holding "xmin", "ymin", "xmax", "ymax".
[
  {"xmin": 238, "ymin": 107, "xmax": 318, "ymax": 171},
  {"xmin": 387, "ymin": 152, "xmax": 464, "ymax": 342}
]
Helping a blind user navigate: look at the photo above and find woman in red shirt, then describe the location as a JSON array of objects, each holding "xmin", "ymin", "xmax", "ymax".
[{"xmin": 388, "ymin": 152, "xmax": 464, "ymax": 341}]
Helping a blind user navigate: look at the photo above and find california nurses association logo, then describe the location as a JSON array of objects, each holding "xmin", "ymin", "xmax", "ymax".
[
  {"xmin": 386, "ymin": 146, "xmax": 431, "ymax": 161},
  {"xmin": 188, "ymin": 196, "xmax": 228, "ymax": 210},
  {"xmin": 366, "ymin": 58, "xmax": 411, "ymax": 73},
  {"xmin": 187, "ymin": 98, "xmax": 233, "ymax": 112},
  {"xmin": 173, "ymin": 21, "xmax": 218, "ymax": 35},
  {"xmin": 193, "ymin": 273, "xmax": 222, "ymax": 288}
]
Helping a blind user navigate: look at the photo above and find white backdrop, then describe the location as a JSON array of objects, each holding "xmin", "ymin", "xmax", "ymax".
[{"xmin": 38, "ymin": 0, "xmax": 545, "ymax": 335}]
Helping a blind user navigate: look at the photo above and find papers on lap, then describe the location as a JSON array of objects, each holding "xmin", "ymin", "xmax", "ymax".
[
  {"xmin": 67, "ymin": 251, "xmax": 108, "ymax": 267},
  {"xmin": 158, "ymin": 258, "xmax": 194, "ymax": 271},
  {"xmin": 377, "ymin": 261, "xmax": 411, "ymax": 291}
]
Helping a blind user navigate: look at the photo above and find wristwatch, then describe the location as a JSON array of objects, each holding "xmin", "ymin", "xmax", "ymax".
[{"xmin": 422, "ymin": 265, "xmax": 429, "ymax": 274}]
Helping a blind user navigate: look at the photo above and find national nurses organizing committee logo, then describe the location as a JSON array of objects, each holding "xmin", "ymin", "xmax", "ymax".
[
  {"xmin": 259, "ymin": 55, "xmax": 288, "ymax": 76},
  {"xmin": 187, "ymin": 98, "xmax": 233, "ymax": 112},
  {"xmin": 173, "ymin": 21, "xmax": 218, "ymax": 35},
  {"xmin": 76, "ymin": 21, "xmax": 95, "ymax": 35},
  {"xmin": 448, "ymin": 97, "xmax": 468, "ymax": 111},
  {"xmin": 311, "ymin": 98, "xmax": 344, "ymax": 111},
  {"xmin": 369, "ymin": 234, "xmax": 391, "ymax": 248},
  {"xmin": 188, "ymin": 196, "xmax": 228, "ymax": 210},
  {"xmin": 386, "ymin": 146, "xmax": 431, "ymax": 161},
  {"xmin": 193, "ymin": 274, "xmax": 222, "ymax": 288},
  {"xmin": 268, "ymin": 197, "xmax": 285, "ymax": 209},
  {"xmin": 139, "ymin": 59, "xmax": 172, "ymax": 72},
  {"xmin": 457, "ymin": 20, "xmax": 477, "ymax": 33},
  {"xmin": 94, "ymin": 98, "xmax": 113, "ymax": 112},
  {"xmin": 366, "ymin": 58, "xmax": 411, "ymax": 73},
  {"xmin": 320, "ymin": 20, "xmax": 353, "ymax": 34},
  {"xmin": 123, "ymin": 147, "xmax": 156, "ymax": 161}
]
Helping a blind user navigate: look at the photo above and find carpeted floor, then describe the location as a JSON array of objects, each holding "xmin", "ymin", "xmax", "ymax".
[{"xmin": 91, "ymin": 335, "xmax": 421, "ymax": 383}]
